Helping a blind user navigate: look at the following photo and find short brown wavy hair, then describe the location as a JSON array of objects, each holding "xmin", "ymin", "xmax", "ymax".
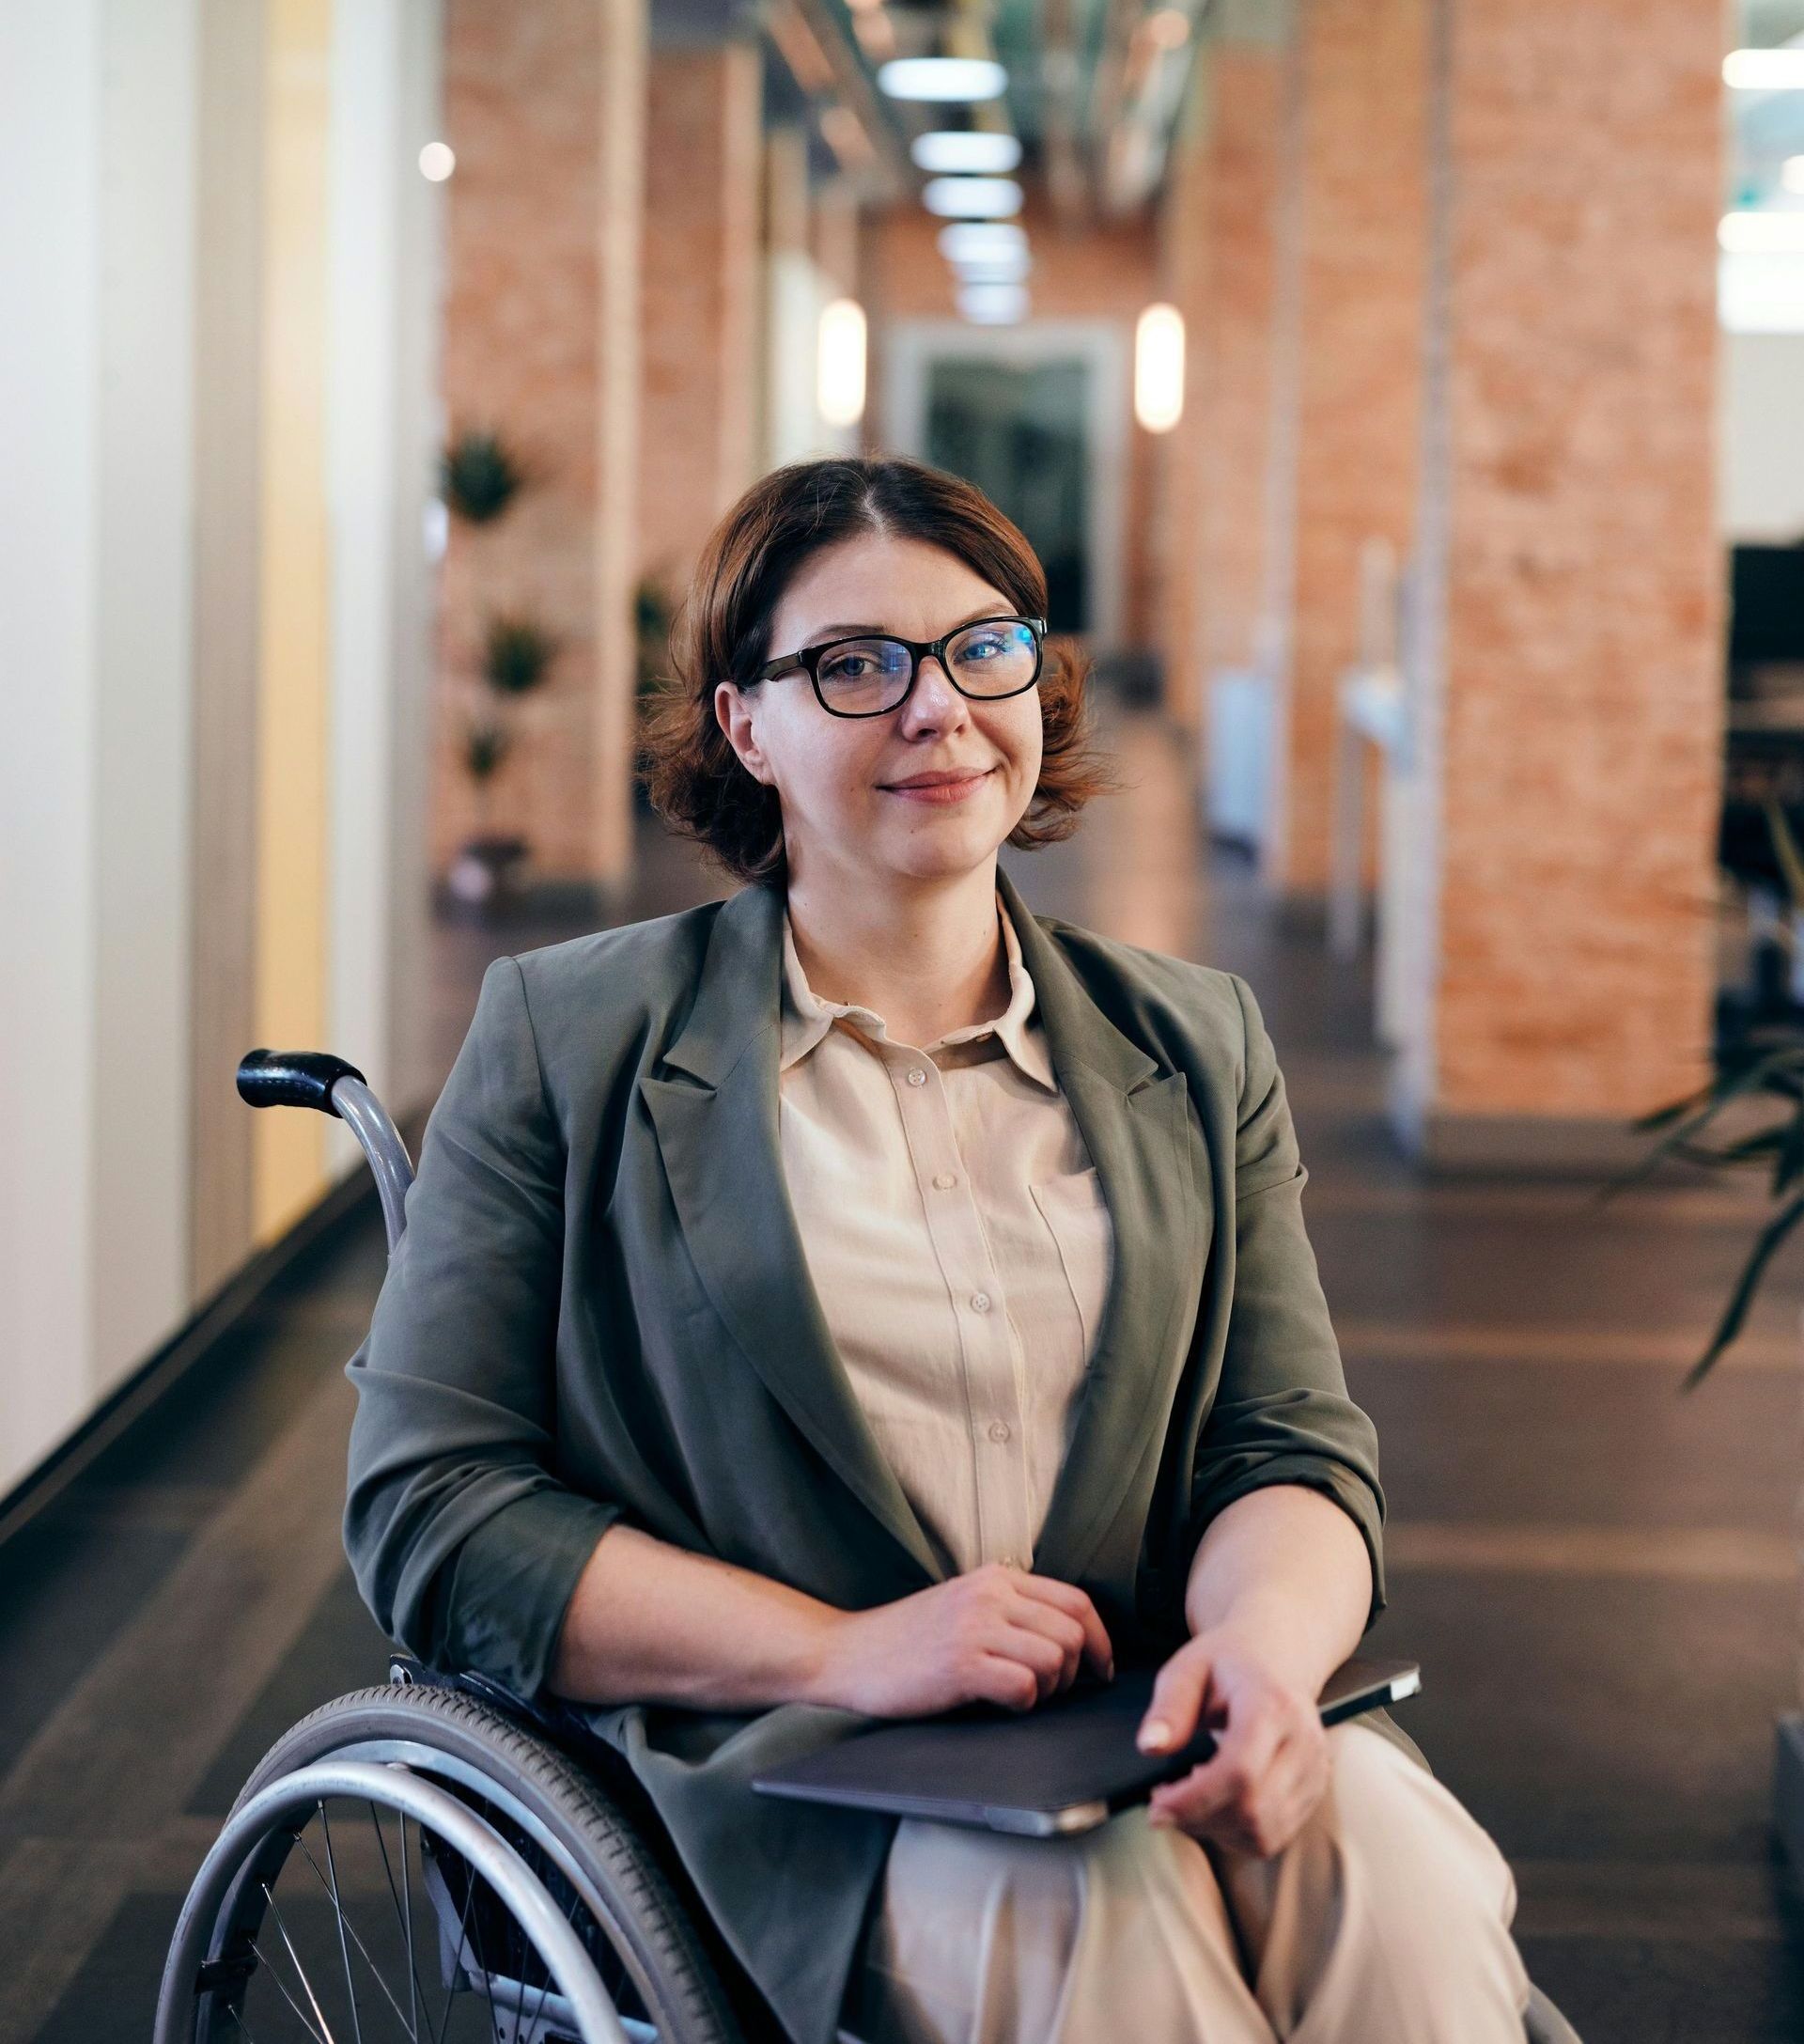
[{"xmin": 638, "ymin": 454, "xmax": 1122, "ymax": 887}]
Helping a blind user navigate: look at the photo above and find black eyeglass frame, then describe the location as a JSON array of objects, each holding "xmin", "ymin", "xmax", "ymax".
[{"xmin": 750, "ymin": 615, "xmax": 1049, "ymax": 719}]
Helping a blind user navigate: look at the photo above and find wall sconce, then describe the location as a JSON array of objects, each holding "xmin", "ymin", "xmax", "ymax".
[
  {"xmin": 1134, "ymin": 302, "xmax": 1184, "ymax": 432},
  {"xmin": 818, "ymin": 298, "xmax": 867, "ymax": 428}
]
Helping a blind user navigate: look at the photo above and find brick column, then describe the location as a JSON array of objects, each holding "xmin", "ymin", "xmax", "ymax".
[
  {"xmin": 1191, "ymin": 40, "xmax": 1283, "ymax": 694},
  {"xmin": 638, "ymin": 41, "xmax": 761, "ymax": 603},
  {"xmin": 1265, "ymin": 0, "xmax": 1429, "ymax": 893},
  {"xmin": 436, "ymin": 0, "xmax": 646, "ymax": 888},
  {"xmin": 1392, "ymin": 0, "xmax": 1724, "ymax": 1161}
]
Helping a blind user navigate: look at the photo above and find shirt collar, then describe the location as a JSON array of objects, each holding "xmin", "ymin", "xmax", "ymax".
[{"xmin": 778, "ymin": 891, "xmax": 1058, "ymax": 1092}]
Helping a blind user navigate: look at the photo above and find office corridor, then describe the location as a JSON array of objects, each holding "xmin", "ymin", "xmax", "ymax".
[{"xmin": 3, "ymin": 705, "xmax": 1802, "ymax": 2040}]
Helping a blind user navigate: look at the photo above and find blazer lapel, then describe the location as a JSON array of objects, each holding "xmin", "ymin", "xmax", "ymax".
[
  {"xmin": 994, "ymin": 867, "xmax": 1212, "ymax": 1586},
  {"xmin": 639, "ymin": 882, "xmax": 946, "ymax": 1585},
  {"xmin": 638, "ymin": 869, "xmax": 1211, "ymax": 1598}
]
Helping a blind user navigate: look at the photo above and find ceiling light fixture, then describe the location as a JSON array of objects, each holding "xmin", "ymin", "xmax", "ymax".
[
  {"xmin": 923, "ymin": 176, "xmax": 1023, "ymax": 219},
  {"xmin": 878, "ymin": 56, "xmax": 1009, "ymax": 101},
  {"xmin": 948, "ymin": 253, "xmax": 1033, "ymax": 284},
  {"xmin": 1722, "ymin": 48, "xmax": 1804, "ymax": 90},
  {"xmin": 1718, "ymin": 211, "xmax": 1804, "ymax": 253},
  {"xmin": 937, "ymin": 221, "xmax": 1028, "ymax": 263},
  {"xmin": 911, "ymin": 131, "xmax": 1023, "ymax": 175}
]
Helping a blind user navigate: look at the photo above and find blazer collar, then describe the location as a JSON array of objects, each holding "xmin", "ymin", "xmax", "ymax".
[{"xmin": 642, "ymin": 866, "xmax": 1206, "ymax": 1592}]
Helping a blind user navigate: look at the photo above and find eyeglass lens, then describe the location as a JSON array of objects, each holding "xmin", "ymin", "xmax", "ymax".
[{"xmin": 816, "ymin": 620, "xmax": 1039, "ymax": 715}]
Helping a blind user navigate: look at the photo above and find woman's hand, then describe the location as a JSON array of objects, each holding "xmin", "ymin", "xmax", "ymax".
[
  {"xmin": 812, "ymin": 1562, "xmax": 1115, "ymax": 1718},
  {"xmin": 1136, "ymin": 1622, "xmax": 1330, "ymax": 1858}
]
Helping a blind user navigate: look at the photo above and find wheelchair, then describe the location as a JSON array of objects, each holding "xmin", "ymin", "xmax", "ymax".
[{"xmin": 154, "ymin": 1047, "xmax": 1586, "ymax": 2044}]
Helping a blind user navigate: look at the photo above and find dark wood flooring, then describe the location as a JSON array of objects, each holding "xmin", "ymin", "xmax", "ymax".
[{"xmin": 4, "ymin": 701, "xmax": 1801, "ymax": 2039}]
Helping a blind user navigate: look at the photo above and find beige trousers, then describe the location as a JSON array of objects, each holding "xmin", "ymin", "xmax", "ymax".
[{"xmin": 836, "ymin": 1723, "xmax": 1533, "ymax": 2044}]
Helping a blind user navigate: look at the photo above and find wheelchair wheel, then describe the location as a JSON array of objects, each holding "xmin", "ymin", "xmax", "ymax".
[{"xmin": 157, "ymin": 1684, "xmax": 745, "ymax": 2044}]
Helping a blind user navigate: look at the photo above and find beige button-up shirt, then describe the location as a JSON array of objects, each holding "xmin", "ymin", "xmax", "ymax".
[{"xmin": 776, "ymin": 892, "xmax": 1115, "ymax": 1579}]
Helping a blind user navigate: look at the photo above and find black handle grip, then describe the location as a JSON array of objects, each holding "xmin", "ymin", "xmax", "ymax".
[{"xmin": 236, "ymin": 1049, "xmax": 368, "ymax": 1117}]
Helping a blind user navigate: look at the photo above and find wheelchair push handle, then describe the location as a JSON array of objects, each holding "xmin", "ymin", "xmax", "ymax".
[
  {"xmin": 236, "ymin": 1048, "xmax": 367, "ymax": 1116},
  {"xmin": 236, "ymin": 1048, "xmax": 416, "ymax": 1256}
]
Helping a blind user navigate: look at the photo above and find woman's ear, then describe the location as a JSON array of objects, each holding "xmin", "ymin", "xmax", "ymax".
[{"xmin": 714, "ymin": 680, "xmax": 772, "ymax": 788}]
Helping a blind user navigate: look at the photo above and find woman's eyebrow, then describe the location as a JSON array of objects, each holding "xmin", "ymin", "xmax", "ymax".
[{"xmin": 801, "ymin": 607, "xmax": 1012, "ymax": 641}]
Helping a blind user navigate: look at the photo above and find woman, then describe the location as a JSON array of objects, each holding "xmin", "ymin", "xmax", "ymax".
[{"xmin": 344, "ymin": 455, "xmax": 1532, "ymax": 2044}]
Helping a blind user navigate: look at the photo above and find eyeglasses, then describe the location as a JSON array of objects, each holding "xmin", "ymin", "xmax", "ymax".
[{"xmin": 752, "ymin": 615, "xmax": 1048, "ymax": 719}]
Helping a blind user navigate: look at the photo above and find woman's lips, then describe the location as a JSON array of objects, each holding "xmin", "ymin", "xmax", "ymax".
[{"xmin": 880, "ymin": 768, "xmax": 997, "ymax": 804}]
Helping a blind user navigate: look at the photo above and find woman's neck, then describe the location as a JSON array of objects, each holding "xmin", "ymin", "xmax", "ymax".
[{"xmin": 784, "ymin": 861, "xmax": 1013, "ymax": 1050}]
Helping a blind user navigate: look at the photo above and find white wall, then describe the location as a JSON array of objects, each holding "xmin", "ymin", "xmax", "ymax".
[
  {"xmin": 0, "ymin": 0, "xmax": 198, "ymax": 1498},
  {"xmin": 0, "ymin": 0, "xmax": 443, "ymax": 1502}
]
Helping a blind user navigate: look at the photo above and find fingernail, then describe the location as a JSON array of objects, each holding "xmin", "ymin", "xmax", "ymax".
[
  {"xmin": 1104, "ymin": 1659, "xmax": 1116, "ymax": 1681},
  {"xmin": 1138, "ymin": 1717, "xmax": 1172, "ymax": 1753}
]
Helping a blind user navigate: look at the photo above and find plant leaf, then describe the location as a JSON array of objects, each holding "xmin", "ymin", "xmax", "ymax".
[{"xmin": 1676, "ymin": 1190, "xmax": 1804, "ymax": 1393}]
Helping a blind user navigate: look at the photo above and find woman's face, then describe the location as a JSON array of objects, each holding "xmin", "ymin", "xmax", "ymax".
[{"xmin": 715, "ymin": 532, "xmax": 1045, "ymax": 894}]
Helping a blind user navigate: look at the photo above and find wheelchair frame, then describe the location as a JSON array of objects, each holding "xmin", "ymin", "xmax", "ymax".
[{"xmin": 151, "ymin": 1045, "xmax": 1583, "ymax": 2044}]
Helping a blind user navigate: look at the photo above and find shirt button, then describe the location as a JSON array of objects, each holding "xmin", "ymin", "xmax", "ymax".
[
  {"xmin": 906, "ymin": 1068, "xmax": 927, "ymax": 1086},
  {"xmin": 971, "ymin": 1290, "xmax": 991, "ymax": 1313},
  {"xmin": 932, "ymin": 1172, "xmax": 956, "ymax": 1190},
  {"xmin": 988, "ymin": 1419, "xmax": 1011, "ymax": 1443}
]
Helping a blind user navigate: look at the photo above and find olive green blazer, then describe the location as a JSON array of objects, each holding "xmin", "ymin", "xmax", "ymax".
[{"xmin": 342, "ymin": 865, "xmax": 1427, "ymax": 2044}]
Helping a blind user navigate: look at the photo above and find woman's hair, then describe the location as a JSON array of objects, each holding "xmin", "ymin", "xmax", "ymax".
[{"xmin": 638, "ymin": 454, "xmax": 1123, "ymax": 887}]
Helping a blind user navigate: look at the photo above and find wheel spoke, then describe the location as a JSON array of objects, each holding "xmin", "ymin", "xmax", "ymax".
[
  {"xmin": 428, "ymin": 1843, "xmax": 481, "ymax": 2044},
  {"xmin": 400, "ymin": 1814, "xmax": 418, "ymax": 2041},
  {"xmin": 261, "ymin": 1874, "xmax": 340, "ymax": 2044},
  {"xmin": 251, "ymin": 1927, "xmax": 333, "ymax": 2044},
  {"xmin": 319, "ymin": 1807, "xmax": 366, "ymax": 2044},
  {"xmin": 366, "ymin": 1802, "xmax": 431, "ymax": 2039},
  {"xmin": 294, "ymin": 1827, "xmax": 420, "ymax": 2040}
]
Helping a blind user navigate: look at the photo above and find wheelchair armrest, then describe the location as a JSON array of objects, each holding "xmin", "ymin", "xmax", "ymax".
[{"xmin": 388, "ymin": 1652, "xmax": 591, "ymax": 1745}]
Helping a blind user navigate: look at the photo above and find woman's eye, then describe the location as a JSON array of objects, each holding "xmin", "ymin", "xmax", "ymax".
[{"xmin": 823, "ymin": 655, "xmax": 873, "ymax": 682}]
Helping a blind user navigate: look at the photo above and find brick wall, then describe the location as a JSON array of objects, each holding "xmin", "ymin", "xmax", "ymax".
[{"xmin": 1405, "ymin": 0, "xmax": 1725, "ymax": 1128}]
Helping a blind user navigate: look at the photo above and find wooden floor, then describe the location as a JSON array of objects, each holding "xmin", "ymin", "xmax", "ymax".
[{"xmin": 4, "ymin": 700, "xmax": 1803, "ymax": 2039}]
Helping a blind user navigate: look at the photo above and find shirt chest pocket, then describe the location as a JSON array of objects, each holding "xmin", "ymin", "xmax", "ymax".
[{"xmin": 1027, "ymin": 1165, "xmax": 1114, "ymax": 1359}]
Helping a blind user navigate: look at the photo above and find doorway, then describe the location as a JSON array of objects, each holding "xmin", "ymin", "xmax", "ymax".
[{"xmin": 883, "ymin": 319, "xmax": 1128, "ymax": 648}]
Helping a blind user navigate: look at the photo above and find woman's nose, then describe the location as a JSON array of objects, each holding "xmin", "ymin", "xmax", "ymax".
[{"xmin": 899, "ymin": 654, "xmax": 967, "ymax": 729}]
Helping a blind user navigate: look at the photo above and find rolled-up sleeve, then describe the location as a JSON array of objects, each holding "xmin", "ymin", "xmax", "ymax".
[
  {"xmin": 342, "ymin": 954, "xmax": 621, "ymax": 1699},
  {"xmin": 1182, "ymin": 972, "xmax": 1388, "ymax": 1634}
]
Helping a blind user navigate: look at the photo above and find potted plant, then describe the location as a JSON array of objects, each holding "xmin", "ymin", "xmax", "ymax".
[
  {"xmin": 445, "ymin": 720, "xmax": 530, "ymax": 908},
  {"xmin": 443, "ymin": 427, "xmax": 526, "ymax": 524},
  {"xmin": 1600, "ymin": 798, "xmax": 1804, "ymax": 1884}
]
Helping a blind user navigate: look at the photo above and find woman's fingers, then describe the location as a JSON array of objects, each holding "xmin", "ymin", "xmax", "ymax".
[
  {"xmin": 1148, "ymin": 1710, "xmax": 1297, "ymax": 1850},
  {"xmin": 1006, "ymin": 1570, "xmax": 1114, "ymax": 1677},
  {"xmin": 1139, "ymin": 1642, "xmax": 1213, "ymax": 1753},
  {"xmin": 972, "ymin": 1651, "xmax": 1045, "ymax": 1712},
  {"xmin": 994, "ymin": 1599, "xmax": 1088, "ymax": 1690}
]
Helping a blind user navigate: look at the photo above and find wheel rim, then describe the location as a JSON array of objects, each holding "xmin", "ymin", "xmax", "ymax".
[
  {"xmin": 284, "ymin": 1736, "xmax": 675, "ymax": 2035},
  {"xmin": 156, "ymin": 1760, "xmax": 634, "ymax": 2044}
]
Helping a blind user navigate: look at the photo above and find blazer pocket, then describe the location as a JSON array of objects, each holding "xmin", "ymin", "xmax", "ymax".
[{"xmin": 1029, "ymin": 1165, "xmax": 1112, "ymax": 1359}]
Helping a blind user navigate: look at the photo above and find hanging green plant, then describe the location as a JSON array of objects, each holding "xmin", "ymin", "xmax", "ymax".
[
  {"xmin": 443, "ymin": 428, "xmax": 526, "ymax": 523},
  {"xmin": 463, "ymin": 718, "xmax": 513, "ymax": 784},
  {"xmin": 482, "ymin": 613, "xmax": 559, "ymax": 696}
]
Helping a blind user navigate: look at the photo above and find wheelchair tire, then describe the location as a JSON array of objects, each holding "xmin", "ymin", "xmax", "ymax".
[{"xmin": 216, "ymin": 1683, "xmax": 745, "ymax": 2044}]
